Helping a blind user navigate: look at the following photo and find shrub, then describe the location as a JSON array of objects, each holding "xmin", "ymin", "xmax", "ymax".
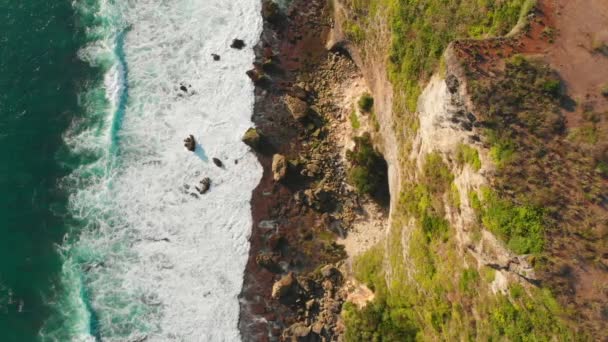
[
  {"xmin": 358, "ymin": 93, "xmax": 374, "ymax": 112},
  {"xmin": 346, "ymin": 133, "xmax": 387, "ymax": 195}
]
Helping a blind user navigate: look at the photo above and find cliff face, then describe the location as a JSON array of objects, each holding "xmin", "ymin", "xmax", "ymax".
[{"xmin": 335, "ymin": 0, "xmax": 607, "ymax": 339}]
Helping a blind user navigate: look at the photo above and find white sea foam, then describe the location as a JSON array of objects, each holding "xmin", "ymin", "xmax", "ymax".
[{"xmin": 57, "ymin": 0, "xmax": 263, "ymax": 340}]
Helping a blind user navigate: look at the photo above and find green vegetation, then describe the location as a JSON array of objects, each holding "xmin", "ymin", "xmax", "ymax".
[
  {"xmin": 346, "ymin": 134, "xmax": 387, "ymax": 195},
  {"xmin": 344, "ymin": 172, "xmax": 572, "ymax": 340},
  {"xmin": 455, "ymin": 143, "xmax": 481, "ymax": 171},
  {"xmin": 349, "ymin": 108, "xmax": 361, "ymax": 129},
  {"xmin": 345, "ymin": 0, "xmax": 535, "ymax": 113},
  {"xmin": 358, "ymin": 93, "xmax": 374, "ymax": 112},
  {"xmin": 601, "ymin": 84, "xmax": 608, "ymax": 98},
  {"xmin": 476, "ymin": 188, "xmax": 545, "ymax": 254},
  {"xmin": 353, "ymin": 243, "xmax": 385, "ymax": 292}
]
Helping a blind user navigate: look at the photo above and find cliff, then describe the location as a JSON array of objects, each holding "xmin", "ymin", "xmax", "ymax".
[{"xmin": 334, "ymin": 0, "xmax": 608, "ymax": 340}]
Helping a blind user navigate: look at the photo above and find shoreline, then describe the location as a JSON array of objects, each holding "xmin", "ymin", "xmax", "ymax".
[{"xmin": 238, "ymin": 1, "xmax": 388, "ymax": 340}]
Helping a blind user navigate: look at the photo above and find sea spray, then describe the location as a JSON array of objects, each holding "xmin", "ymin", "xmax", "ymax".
[{"xmin": 46, "ymin": 0, "xmax": 263, "ymax": 340}]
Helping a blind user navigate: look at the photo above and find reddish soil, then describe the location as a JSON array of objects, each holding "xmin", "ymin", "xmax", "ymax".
[
  {"xmin": 545, "ymin": 0, "xmax": 608, "ymax": 126},
  {"xmin": 454, "ymin": 0, "xmax": 608, "ymax": 127}
]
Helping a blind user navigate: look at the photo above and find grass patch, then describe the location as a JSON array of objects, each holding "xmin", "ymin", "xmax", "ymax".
[
  {"xmin": 456, "ymin": 143, "xmax": 481, "ymax": 171},
  {"xmin": 349, "ymin": 108, "xmax": 361, "ymax": 130},
  {"xmin": 353, "ymin": 243, "xmax": 385, "ymax": 292},
  {"xmin": 479, "ymin": 188, "xmax": 545, "ymax": 254}
]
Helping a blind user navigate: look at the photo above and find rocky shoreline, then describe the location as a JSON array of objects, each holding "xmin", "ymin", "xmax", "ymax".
[{"xmin": 237, "ymin": 1, "xmax": 387, "ymax": 341}]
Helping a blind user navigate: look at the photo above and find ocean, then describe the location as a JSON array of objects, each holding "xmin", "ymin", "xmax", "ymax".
[{"xmin": 0, "ymin": 0, "xmax": 262, "ymax": 341}]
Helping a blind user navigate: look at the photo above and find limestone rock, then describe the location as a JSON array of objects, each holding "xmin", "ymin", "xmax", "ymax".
[
  {"xmin": 285, "ymin": 95, "xmax": 309, "ymax": 121},
  {"xmin": 272, "ymin": 154, "xmax": 288, "ymax": 182},
  {"xmin": 446, "ymin": 74, "xmax": 460, "ymax": 94}
]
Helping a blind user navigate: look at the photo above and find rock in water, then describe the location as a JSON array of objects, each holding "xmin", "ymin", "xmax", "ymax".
[
  {"xmin": 262, "ymin": 0, "xmax": 281, "ymax": 24},
  {"xmin": 212, "ymin": 158, "xmax": 223, "ymax": 168},
  {"xmin": 246, "ymin": 68, "xmax": 270, "ymax": 87},
  {"xmin": 272, "ymin": 154, "xmax": 288, "ymax": 182},
  {"xmin": 184, "ymin": 135, "xmax": 196, "ymax": 152},
  {"xmin": 230, "ymin": 39, "xmax": 245, "ymax": 49},
  {"xmin": 196, "ymin": 177, "xmax": 211, "ymax": 194},
  {"xmin": 242, "ymin": 127, "xmax": 261, "ymax": 149},
  {"xmin": 285, "ymin": 95, "xmax": 309, "ymax": 121},
  {"xmin": 211, "ymin": 53, "xmax": 220, "ymax": 61}
]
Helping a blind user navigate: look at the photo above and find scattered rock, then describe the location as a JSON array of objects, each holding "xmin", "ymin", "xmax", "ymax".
[
  {"xmin": 195, "ymin": 177, "xmax": 211, "ymax": 194},
  {"xmin": 242, "ymin": 127, "xmax": 261, "ymax": 149},
  {"xmin": 285, "ymin": 95, "xmax": 309, "ymax": 121},
  {"xmin": 230, "ymin": 39, "xmax": 246, "ymax": 50},
  {"xmin": 272, "ymin": 154, "xmax": 288, "ymax": 182},
  {"xmin": 211, "ymin": 54, "xmax": 220, "ymax": 61},
  {"xmin": 212, "ymin": 158, "xmax": 224, "ymax": 168},
  {"xmin": 184, "ymin": 135, "xmax": 196, "ymax": 152}
]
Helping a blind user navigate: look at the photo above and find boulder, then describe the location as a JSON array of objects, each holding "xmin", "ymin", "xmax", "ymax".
[
  {"xmin": 282, "ymin": 323, "xmax": 315, "ymax": 342},
  {"xmin": 285, "ymin": 95, "xmax": 309, "ymax": 121},
  {"xmin": 288, "ymin": 85, "xmax": 308, "ymax": 101},
  {"xmin": 272, "ymin": 154, "xmax": 288, "ymax": 182},
  {"xmin": 230, "ymin": 39, "xmax": 245, "ymax": 49},
  {"xmin": 242, "ymin": 127, "xmax": 261, "ymax": 149},
  {"xmin": 195, "ymin": 177, "xmax": 211, "ymax": 194},
  {"xmin": 246, "ymin": 68, "xmax": 270, "ymax": 86},
  {"xmin": 184, "ymin": 135, "xmax": 196, "ymax": 152},
  {"xmin": 320, "ymin": 265, "xmax": 338, "ymax": 278},
  {"xmin": 272, "ymin": 272, "xmax": 297, "ymax": 300},
  {"xmin": 211, "ymin": 53, "xmax": 220, "ymax": 61},
  {"xmin": 212, "ymin": 158, "xmax": 223, "ymax": 168}
]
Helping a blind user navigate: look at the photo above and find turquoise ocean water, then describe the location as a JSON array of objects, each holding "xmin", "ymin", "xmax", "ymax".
[{"xmin": 1, "ymin": 0, "xmax": 262, "ymax": 340}]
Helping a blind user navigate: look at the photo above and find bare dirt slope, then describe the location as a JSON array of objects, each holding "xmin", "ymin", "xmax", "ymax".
[{"xmin": 546, "ymin": 0, "xmax": 608, "ymax": 126}]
